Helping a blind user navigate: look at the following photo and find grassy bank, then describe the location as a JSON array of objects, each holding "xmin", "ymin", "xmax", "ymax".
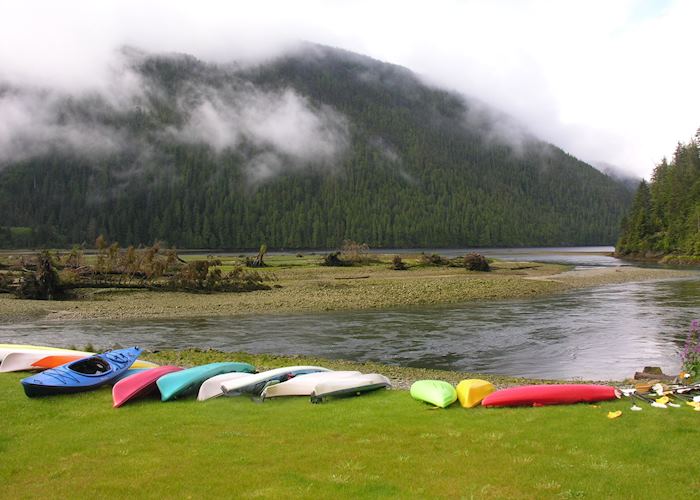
[
  {"xmin": 1, "ymin": 367, "xmax": 698, "ymax": 498},
  {"xmin": 0, "ymin": 252, "xmax": 696, "ymax": 322}
]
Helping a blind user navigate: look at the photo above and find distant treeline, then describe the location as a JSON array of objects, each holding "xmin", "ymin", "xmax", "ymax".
[
  {"xmin": 617, "ymin": 129, "xmax": 700, "ymax": 258},
  {"xmin": 0, "ymin": 45, "xmax": 632, "ymax": 249}
]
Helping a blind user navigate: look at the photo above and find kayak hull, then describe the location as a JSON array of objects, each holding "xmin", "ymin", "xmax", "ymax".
[
  {"xmin": 310, "ymin": 374, "xmax": 391, "ymax": 403},
  {"xmin": 157, "ymin": 362, "xmax": 256, "ymax": 401},
  {"xmin": 0, "ymin": 344, "xmax": 90, "ymax": 362},
  {"xmin": 21, "ymin": 347, "xmax": 141, "ymax": 398},
  {"xmin": 197, "ymin": 372, "xmax": 254, "ymax": 401},
  {"xmin": 1, "ymin": 349, "xmax": 92, "ymax": 372},
  {"xmin": 219, "ymin": 366, "xmax": 331, "ymax": 397},
  {"xmin": 113, "ymin": 365, "xmax": 183, "ymax": 407},
  {"xmin": 410, "ymin": 380, "xmax": 457, "ymax": 408},
  {"xmin": 261, "ymin": 371, "xmax": 362, "ymax": 399},
  {"xmin": 456, "ymin": 379, "xmax": 495, "ymax": 408},
  {"xmin": 481, "ymin": 384, "xmax": 620, "ymax": 407}
]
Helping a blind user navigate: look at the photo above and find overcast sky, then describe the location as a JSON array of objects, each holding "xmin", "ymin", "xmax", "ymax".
[{"xmin": 1, "ymin": 0, "xmax": 698, "ymax": 178}]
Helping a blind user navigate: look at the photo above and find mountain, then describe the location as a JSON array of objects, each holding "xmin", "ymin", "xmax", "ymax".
[
  {"xmin": 616, "ymin": 131, "xmax": 700, "ymax": 258},
  {"xmin": 0, "ymin": 44, "xmax": 633, "ymax": 249}
]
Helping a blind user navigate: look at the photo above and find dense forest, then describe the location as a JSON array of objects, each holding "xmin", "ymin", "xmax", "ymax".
[
  {"xmin": 0, "ymin": 45, "xmax": 633, "ymax": 249},
  {"xmin": 616, "ymin": 129, "xmax": 700, "ymax": 258}
]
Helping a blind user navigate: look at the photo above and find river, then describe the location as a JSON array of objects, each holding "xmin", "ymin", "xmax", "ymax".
[{"xmin": 2, "ymin": 247, "xmax": 699, "ymax": 380}]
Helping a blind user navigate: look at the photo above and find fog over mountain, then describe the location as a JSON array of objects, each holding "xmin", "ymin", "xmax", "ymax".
[
  {"xmin": 0, "ymin": 45, "xmax": 633, "ymax": 249},
  {"xmin": 1, "ymin": 1, "xmax": 698, "ymax": 179}
]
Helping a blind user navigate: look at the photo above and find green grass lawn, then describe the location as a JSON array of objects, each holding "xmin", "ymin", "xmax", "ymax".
[{"xmin": 1, "ymin": 372, "xmax": 699, "ymax": 498}]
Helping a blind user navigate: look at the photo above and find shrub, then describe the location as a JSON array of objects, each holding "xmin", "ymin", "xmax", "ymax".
[
  {"xmin": 15, "ymin": 251, "xmax": 64, "ymax": 300},
  {"xmin": 340, "ymin": 240, "xmax": 371, "ymax": 264},
  {"xmin": 322, "ymin": 252, "xmax": 348, "ymax": 267},
  {"xmin": 390, "ymin": 255, "xmax": 407, "ymax": 270},
  {"xmin": 463, "ymin": 253, "xmax": 491, "ymax": 272},
  {"xmin": 168, "ymin": 259, "xmax": 270, "ymax": 292},
  {"xmin": 681, "ymin": 320, "xmax": 700, "ymax": 380},
  {"xmin": 419, "ymin": 253, "xmax": 450, "ymax": 266}
]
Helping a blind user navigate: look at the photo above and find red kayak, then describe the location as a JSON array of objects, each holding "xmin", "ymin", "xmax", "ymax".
[
  {"xmin": 112, "ymin": 365, "xmax": 183, "ymax": 407},
  {"xmin": 481, "ymin": 384, "xmax": 619, "ymax": 407}
]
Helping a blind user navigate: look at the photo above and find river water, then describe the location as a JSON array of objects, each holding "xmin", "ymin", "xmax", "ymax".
[{"xmin": 2, "ymin": 247, "xmax": 699, "ymax": 380}]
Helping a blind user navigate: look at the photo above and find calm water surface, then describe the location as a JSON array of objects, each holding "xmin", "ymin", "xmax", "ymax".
[{"xmin": 2, "ymin": 247, "xmax": 699, "ymax": 380}]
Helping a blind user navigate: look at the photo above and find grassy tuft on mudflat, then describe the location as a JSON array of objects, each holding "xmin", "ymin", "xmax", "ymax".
[{"xmin": 1, "ymin": 370, "xmax": 699, "ymax": 498}]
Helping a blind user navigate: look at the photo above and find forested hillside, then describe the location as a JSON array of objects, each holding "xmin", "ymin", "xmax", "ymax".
[
  {"xmin": 616, "ymin": 130, "xmax": 700, "ymax": 258},
  {"xmin": 0, "ymin": 45, "xmax": 633, "ymax": 249}
]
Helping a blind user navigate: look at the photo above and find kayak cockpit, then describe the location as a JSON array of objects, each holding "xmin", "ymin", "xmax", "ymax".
[{"xmin": 69, "ymin": 357, "xmax": 111, "ymax": 376}]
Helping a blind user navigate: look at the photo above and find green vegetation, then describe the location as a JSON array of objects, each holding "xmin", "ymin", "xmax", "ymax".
[
  {"xmin": 617, "ymin": 129, "xmax": 700, "ymax": 258},
  {"xmin": 0, "ymin": 45, "xmax": 632, "ymax": 250},
  {"xmin": 2, "ymin": 245, "xmax": 271, "ymax": 300},
  {"xmin": 1, "ymin": 366, "xmax": 699, "ymax": 497}
]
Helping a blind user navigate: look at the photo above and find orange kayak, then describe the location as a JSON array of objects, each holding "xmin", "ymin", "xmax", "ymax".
[{"xmin": 31, "ymin": 355, "xmax": 83, "ymax": 368}]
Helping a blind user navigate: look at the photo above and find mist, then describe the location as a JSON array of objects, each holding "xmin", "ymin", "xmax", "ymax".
[
  {"xmin": 1, "ymin": 0, "xmax": 698, "ymax": 178},
  {"xmin": 0, "ymin": 47, "xmax": 350, "ymax": 181}
]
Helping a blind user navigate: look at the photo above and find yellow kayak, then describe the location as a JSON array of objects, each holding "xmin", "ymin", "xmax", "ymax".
[{"xmin": 456, "ymin": 379, "xmax": 495, "ymax": 408}]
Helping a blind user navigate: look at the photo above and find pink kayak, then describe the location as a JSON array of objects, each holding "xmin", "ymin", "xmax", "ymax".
[
  {"xmin": 112, "ymin": 365, "xmax": 183, "ymax": 407},
  {"xmin": 481, "ymin": 384, "xmax": 619, "ymax": 407}
]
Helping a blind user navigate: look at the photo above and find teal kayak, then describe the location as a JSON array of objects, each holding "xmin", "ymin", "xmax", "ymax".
[
  {"xmin": 156, "ymin": 362, "xmax": 255, "ymax": 401},
  {"xmin": 410, "ymin": 380, "xmax": 457, "ymax": 408}
]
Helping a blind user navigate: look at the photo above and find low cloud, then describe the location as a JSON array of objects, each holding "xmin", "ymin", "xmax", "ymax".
[
  {"xmin": 0, "ymin": 49, "xmax": 350, "ymax": 183},
  {"xmin": 0, "ymin": 88, "xmax": 125, "ymax": 164},
  {"xmin": 174, "ymin": 85, "xmax": 349, "ymax": 181}
]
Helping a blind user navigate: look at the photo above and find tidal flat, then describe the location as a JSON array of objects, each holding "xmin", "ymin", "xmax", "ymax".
[{"xmin": 0, "ymin": 253, "xmax": 694, "ymax": 322}]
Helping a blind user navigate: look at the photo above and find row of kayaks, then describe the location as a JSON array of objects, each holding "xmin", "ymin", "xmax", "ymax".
[
  {"xmin": 410, "ymin": 379, "xmax": 620, "ymax": 408},
  {"xmin": 1, "ymin": 344, "xmax": 391, "ymax": 406},
  {"xmin": 3, "ymin": 344, "xmax": 621, "ymax": 409}
]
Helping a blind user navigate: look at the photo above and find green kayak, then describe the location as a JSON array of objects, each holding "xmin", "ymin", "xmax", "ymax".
[
  {"xmin": 410, "ymin": 380, "xmax": 457, "ymax": 408},
  {"xmin": 157, "ymin": 362, "xmax": 255, "ymax": 401}
]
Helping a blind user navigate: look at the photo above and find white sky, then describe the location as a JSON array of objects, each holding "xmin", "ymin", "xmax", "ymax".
[{"xmin": 1, "ymin": 0, "xmax": 698, "ymax": 178}]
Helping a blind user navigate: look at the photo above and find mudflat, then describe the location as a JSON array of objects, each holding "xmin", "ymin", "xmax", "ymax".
[{"xmin": 0, "ymin": 255, "xmax": 694, "ymax": 322}]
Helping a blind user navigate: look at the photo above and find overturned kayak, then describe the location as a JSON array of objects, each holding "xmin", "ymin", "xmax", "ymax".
[
  {"xmin": 410, "ymin": 380, "xmax": 457, "ymax": 408},
  {"xmin": 219, "ymin": 366, "xmax": 331, "ymax": 397},
  {"xmin": 1, "ymin": 351, "xmax": 157, "ymax": 372},
  {"xmin": 0, "ymin": 344, "xmax": 89, "ymax": 362},
  {"xmin": 21, "ymin": 347, "xmax": 141, "ymax": 397},
  {"xmin": 157, "ymin": 362, "xmax": 255, "ymax": 401},
  {"xmin": 456, "ymin": 379, "xmax": 495, "ymax": 408},
  {"xmin": 481, "ymin": 384, "xmax": 620, "ymax": 407},
  {"xmin": 113, "ymin": 365, "xmax": 183, "ymax": 407},
  {"xmin": 111, "ymin": 368, "xmax": 151, "ymax": 385},
  {"xmin": 0, "ymin": 348, "xmax": 92, "ymax": 371},
  {"xmin": 197, "ymin": 372, "xmax": 254, "ymax": 401},
  {"xmin": 310, "ymin": 373, "xmax": 391, "ymax": 403},
  {"xmin": 261, "ymin": 371, "xmax": 362, "ymax": 399}
]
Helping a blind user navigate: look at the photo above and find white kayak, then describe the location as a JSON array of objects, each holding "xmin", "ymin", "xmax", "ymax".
[
  {"xmin": 311, "ymin": 373, "xmax": 391, "ymax": 403},
  {"xmin": 0, "ymin": 344, "xmax": 90, "ymax": 362},
  {"xmin": 0, "ymin": 350, "xmax": 158, "ymax": 372},
  {"xmin": 0, "ymin": 348, "xmax": 92, "ymax": 372},
  {"xmin": 220, "ymin": 366, "xmax": 331, "ymax": 396},
  {"xmin": 261, "ymin": 371, "xmax": 362, "ymax": 399},
  {"xmin": 197, "ymin": 372, "xmax": 254, "ymax": 401}
]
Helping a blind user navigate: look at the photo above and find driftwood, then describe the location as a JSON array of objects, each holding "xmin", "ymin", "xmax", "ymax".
[
  {"xmin": 633, "ymin": 372, "xmax": 675, "ymax": 382},
  {"xmin": 633, "ymin": 366, "xmax": 676, "ymax": 382},
  {"xmin": 334, "ymin": 275, "xmax": 370, "ymax": 280}
]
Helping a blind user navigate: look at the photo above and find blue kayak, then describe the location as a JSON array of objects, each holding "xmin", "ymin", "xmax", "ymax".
[
  {"xmin": 157, "ymin": 362, "xmax": 256, "ymax": 401},
  {"xmin": 21, "ymin": 347, "xmax": 141, "ymax": 397}
]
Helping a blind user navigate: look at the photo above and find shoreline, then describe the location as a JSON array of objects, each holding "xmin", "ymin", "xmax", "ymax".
[
  {"xmin": 141, "ymin": 348, "xmax": 619, "ymax": 390},
  {"xmin": 0, "ymin": 260, "xmax": 695, "ymax": 323}
]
